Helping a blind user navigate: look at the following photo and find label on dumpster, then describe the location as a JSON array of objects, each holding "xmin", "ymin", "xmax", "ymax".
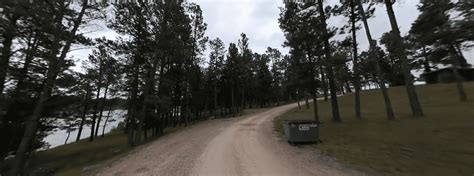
[{"xmin": 298, "ymin": 124, "xmax": 310, "ymax": 131}]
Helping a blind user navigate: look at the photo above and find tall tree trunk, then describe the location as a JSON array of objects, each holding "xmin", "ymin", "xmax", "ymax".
[
  {"xmin": 240, "ymin": 88, "xmax": 245, "ymax": 115},
  {"xmin": 14, "ymin": 31, "xmax": 39, "ymax": 96},
  {"xmin": 319, "ymin": 66, "xmax": 328, "ymax": 102},
  {"xmin": 213, "ymin": 84, "xmax": 217, "ymax": 116},
  {"xmin": 375, "ymin": 56, "xmax": 396, "ymax": 120},
  {"xmin": 0, "ymin": 16, "xmax": 17, "ymax": 126},
  {"xmin": 128, "ymin": 1, "xmax": 151, "ymax": 144},
  {"xmin": 220, "ymin": 106, "xmax": 224, "ymax": 117},
  {"xmin": 1, "ymin": 29, "xmax": 38, "ymax": 125},
  {"xmin": 95, "ymin": 83, "xmax": 109, "ymax": 137},
  {"xmin": 340, "ymin": 84, "xmax": 345, "ymax": 95},
  {"xmin": 345, "ymin": 81, "xmax": 352, "ymax": 93},
  {"xmin": 231, "ymin": 83, "xmax": 235, "ymax": 115},
  {"xmin": 127, "ymin": 60, "xmax": 140, "ymax": 146},
  {"xmin": 11, "ymin": 2, "xmax": 88, "ymax": 174},
  {"xmin": 137, "ymin": 60, "xmax": 157, "ymax": 143},
  {"xmin": 305, "ymin": 94, "xmax": 310, "ymax": 109},
  {"xmin": 422, "ymin": 45, "xmax": 431, "ymax": 73},
  {"xmin": 454, "ymin": 43, "xmax": 468, "ymax": 67},
  {"xmin": 296, "ymin": 90, "xmax": 301, "ymax": 110},
  {"xmin": 65, "ymin": 127, "xmax": 71, "ymax": 145},
  {"xmin": 76, "ymin": 90, "xmax": 91, "ymax": 142},
  {"xmin": 308, "ymin": 53, "xmax": 319, "ymax": 122},
  {"xmin": 350, "ymin": 0, "xmax": 362, "ymax": 119},
  {"xmin": 317, "ymin": 0, "xmax": 341, "ymax": 122},
  {"xmin": 0, "ymin": 16, "xmax": 18, "ymax": 95},
  {"xmin": 450, "ymin": 44, "xmax": 467, "ymax": 101},
  {"xmin": 312, "ymin": 94, "xmax": 319, "ymax": 122},
  {"xmin": 358, "ymin": 0, "xmax": 395, "ymax": 120},
  {"xmin": 90, "ymin": 74, "xmax": 102, "ymax": 142},
  {"xmin": 182, "ymin": 90, "xmax": 189, "ymax": 127},
  {"xmin": 384, "ymin": 0, "xmax": 424, "ymax": 117}
]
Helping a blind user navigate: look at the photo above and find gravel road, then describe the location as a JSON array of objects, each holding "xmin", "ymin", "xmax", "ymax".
[{"xmin": 97, "ymin": 103, "xmax": 363, "ymax": 176}]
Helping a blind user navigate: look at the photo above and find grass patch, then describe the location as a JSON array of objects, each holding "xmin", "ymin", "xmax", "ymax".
[
  {"xmin": 28, "ymin": 131, "xmax": 130, "ymax": 176},
  {"xmin": 275, "ymin": 82, "xmax": 474, "ymax": 176}
]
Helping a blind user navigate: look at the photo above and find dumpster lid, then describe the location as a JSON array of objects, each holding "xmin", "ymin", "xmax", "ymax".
[{"xmin": 283, "ymin": 120, "xmax": 320, "ymax": 124}]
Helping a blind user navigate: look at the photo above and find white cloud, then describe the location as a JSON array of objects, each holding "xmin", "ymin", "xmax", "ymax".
[{"xmin": 192, "ymin": 0, "xmax": 289, "ymax": 54}]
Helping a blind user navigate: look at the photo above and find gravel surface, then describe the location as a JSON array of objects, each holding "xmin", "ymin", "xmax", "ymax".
[{"xmin": 97, "ymin": 103, "xmax": 364, "ymax": 176}]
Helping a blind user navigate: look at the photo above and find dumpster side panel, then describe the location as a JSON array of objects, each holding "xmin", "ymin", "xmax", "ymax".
[
  {"xmin": 283, "ymin": 123, "xmax": 291, "ymax": 141},
  {"xmin": 284, "ymin": 122, "xmax": 319, "ymax": 143}
]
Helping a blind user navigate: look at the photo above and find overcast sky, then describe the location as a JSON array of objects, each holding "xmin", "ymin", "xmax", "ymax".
[{"xmin": 70, "ymin": 0, "xmax": 473, "ymax": 70}]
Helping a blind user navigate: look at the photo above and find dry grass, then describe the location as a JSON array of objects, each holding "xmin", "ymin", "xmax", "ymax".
[
  {"xmin": 28, "ymin": 132, "xmax": 130, "ymax": 176},
  {"xmin": 275, "ymin": 82, "xmax": 474, "ymax": 176}
]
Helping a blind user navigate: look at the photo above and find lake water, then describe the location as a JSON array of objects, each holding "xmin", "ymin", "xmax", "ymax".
[{"xmin": 41, "ymin": 109, "xmax": 127, "ymax": 150}]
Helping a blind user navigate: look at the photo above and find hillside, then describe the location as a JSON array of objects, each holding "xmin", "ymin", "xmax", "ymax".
[{"xmin": 275, "ymin": 82, "xmax": 474, "ymax": 176}]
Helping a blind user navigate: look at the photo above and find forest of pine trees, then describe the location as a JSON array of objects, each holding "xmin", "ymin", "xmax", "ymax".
[
  {"xmin": 0, "ymin": 1, "xmax": 297, "ymax": 174},
  {"xmin": 0, "ymin": 0, "xmax": 472, "ymax": 175},
  {"xmin": 278, "ymin": 0, "xmax": 472, "ymax": 122}
]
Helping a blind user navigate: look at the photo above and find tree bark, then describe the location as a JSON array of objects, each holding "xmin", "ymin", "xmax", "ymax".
[
  {"xmin": 384, "ymin": 0, "xmax": 424, "ymax": 117},
  {"xmin": 317, "ymin": 0, "xmax": 341, "ymax": 122}
]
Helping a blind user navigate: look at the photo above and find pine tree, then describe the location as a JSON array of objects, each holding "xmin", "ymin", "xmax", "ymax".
[
  {"xmin": 267, "ymin": 47, "xmax": 285, "ymax": 105},
  {"xmin": 71, "ymin": 73, "xmax": 93, "ymax": 142},
  {"xmin": 383, "ymin": 0, "xmax": 424, "ymax": 117},
  {"xmin": 316, "ymin": 0, "xmax": 342, "ymax": 122},
  {"xmin": 224, "ymin": 43, "xmax": 240, "ymax": 115},
  {"xmin": 11, "ymin": 0, "xmax": 90, "ymax": 174},
  {"xmin": 350, "ymin": 0, "xmax": 362, "ymax": 119},
  {"xmin": 334, "ymin": 0, "xmax": 373, "ymax": 119},
  {"xmin": 238, "ymin": 33, "xmax": 253, "ymax": 111},
  {"xmin": 411, "ymin": 0, "xmax": 469, "ymax": 101},
  {"xmin": 279, "ymin": 2, "xmax": 321, "ymax": 121},
  {"xmin": 208, "ymin": 38, "xmax": 226, "ymax": 115},
  {"xmin": 357, "ymin": 0, "xmax": 395, "ymax": 120}
]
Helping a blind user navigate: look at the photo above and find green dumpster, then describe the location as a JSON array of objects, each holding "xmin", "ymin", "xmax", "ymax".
[{"xmin": 283, "ymin": 120, "xmax": 320, "ymax": 144}]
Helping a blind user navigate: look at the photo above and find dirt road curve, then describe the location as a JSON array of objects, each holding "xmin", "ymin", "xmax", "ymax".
[{"xmin": 97, "ymin": 103, "xmax": 361, "ymax": 176}]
